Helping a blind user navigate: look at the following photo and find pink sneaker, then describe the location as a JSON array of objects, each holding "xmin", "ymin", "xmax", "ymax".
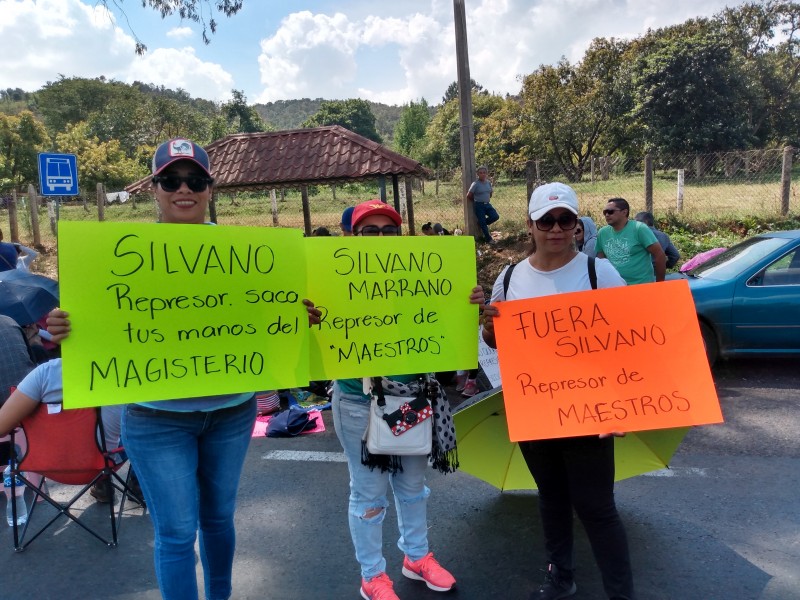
[
  {"xmin": 402, "ymin": 552, "xmax": 456, "ymax": 592},
  {"xmin": 461, "ymin": 379, "xmax": 479, "ymax": 397},
  {"xmin": 360, "ymin": 572, "xmax": 399, "ymax": 600},
  {"xmin": 455, "ymin": 373, "xmax": 467, "ymax": 392}
]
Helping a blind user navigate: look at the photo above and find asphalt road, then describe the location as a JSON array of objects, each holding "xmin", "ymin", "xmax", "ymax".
[{"xmin": 0, "ymin": 357, "xmax": 797, "ymax": 600}]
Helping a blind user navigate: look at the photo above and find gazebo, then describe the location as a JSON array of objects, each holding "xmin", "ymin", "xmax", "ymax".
[{"xmin": 126, "ymin": 125, "xmax": 431, "ymax": 235}]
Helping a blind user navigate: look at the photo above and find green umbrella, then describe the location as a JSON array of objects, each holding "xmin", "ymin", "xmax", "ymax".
[{"xmin": 453, "ymin": 388, "xmax": 689, "ymax": 491}]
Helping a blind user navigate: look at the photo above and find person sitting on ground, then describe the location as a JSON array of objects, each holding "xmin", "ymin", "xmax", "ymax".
[
  {"xmin": 433, "ymin": 223, "xmax": 451, "ymax": 236},
  {"xmin": 312, "ymin": 226, "xmax": 331, "ymax": 237},
  {"xmin": 421, "ymin": 222, "xmax": 434, "ymax": 235}
]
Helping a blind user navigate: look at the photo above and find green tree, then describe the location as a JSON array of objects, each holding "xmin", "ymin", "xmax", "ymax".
[
  {"xmin": 54, "ymin": 122, "xmax": 147, "ymax": 191},
  {"xmin": 302, "ymin": 99, "xmax": 382, "ymax": 143},
  {"xmin": 522, "ymin": 38, "xmax": 633, "ymax": 181},
  {"xmin": 222, "ymin": 90, "xmax": 268, "ymax": 133},
  {"xmin": 0, "ymin": 111, "xmax": 50, "ymax": 187},
  {"xmin": 474, "ymin": 97, "xmax": 531, "ymax": 175},
  {"xmin": 441, "ymin": 79, "xmax": 485, "ymax": 104},
  {"xmin": 630, "ymin": 20, "xmax": 752, "ymax": 153},
  {"xmin": 420, "ymin": 93, "xmax": 504, "ymax": 171},
  {"xmin": 393, "ymin": 99, "xmax": 430, "ymax": 157},
  {"xmin": 715, "ymin": 1, "xmax": 800, "ymax": 145}
]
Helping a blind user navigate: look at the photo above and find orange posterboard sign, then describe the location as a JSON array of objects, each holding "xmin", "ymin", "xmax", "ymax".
[{"xmin": 494, "ymin": 280, "xmax": 722, "ymax": 441}]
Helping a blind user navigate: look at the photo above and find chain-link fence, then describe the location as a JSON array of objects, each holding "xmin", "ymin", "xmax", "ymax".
[{"xmin": 3, "ymin": 148, "xmax": 799, "ymax": 252}]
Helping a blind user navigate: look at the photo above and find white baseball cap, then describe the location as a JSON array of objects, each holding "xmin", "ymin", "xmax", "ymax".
[{"xmin": 528, "ymin": 182, "xmax": 579, "ymax": 221}]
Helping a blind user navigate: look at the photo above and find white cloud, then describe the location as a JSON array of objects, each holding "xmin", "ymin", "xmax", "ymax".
[
  {"xmin": 0, "ymin": 0, "xmax": 135, "ymax": 91},
  {"xmin": 125, "ymin": 47, "xmax": 234, "ymax": 102},
  {"xmin": 253, "ymin": 0, "xmax": 738, "ymax": 105},
  {"xmin": 167, "ymin": 26, "xmax": 194, "ymax": 39},
  {"xmin": 256, "ymin": 11, "xmax": 362, "ymax": 102},
  {"xmin": 0, "ymin": 0, "xmax": 235, "ymax": 102}
]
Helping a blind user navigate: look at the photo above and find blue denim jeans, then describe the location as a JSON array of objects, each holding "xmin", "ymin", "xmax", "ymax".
[
  {"xmin": 122, "ymin": 396, "xmax": 256, "ymax": 600},
  {"xmin": 474, "ymin": 201, "xmax": 499, "ymax": 242},
  {"xmin": 332, "ymin": 384, "xmax": 431, "ymax": 580}
]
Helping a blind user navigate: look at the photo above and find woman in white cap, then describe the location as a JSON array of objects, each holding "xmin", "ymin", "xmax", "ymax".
[
  {"xmin": 46, "ymin": 138, "xmax": 320, "ymax": 600},
  {"xmin": 481, "ymin": 182, "xmax": 635, "ymax": 600}
]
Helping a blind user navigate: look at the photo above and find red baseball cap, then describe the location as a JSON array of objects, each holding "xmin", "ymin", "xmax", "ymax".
[{"xmin": 351, "ymin": 200, "xmax": 402, "ymax": 229}]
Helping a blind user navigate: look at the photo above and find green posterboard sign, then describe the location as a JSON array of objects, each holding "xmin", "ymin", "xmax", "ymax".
[
  {"xmin": 307, "ymin": 235, "xmax": 479, "ymax": 379},
  {"xmin": 58, "ymin": 221, "xmax": 309, "ymax": 407}
]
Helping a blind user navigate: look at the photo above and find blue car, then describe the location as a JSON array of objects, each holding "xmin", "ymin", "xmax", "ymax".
[{"xmin": 668, "ymin": 230, "xmax": 800, "ymax": 365}]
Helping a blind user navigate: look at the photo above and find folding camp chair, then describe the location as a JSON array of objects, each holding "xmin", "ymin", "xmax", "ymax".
[{"xmin": 8, "ymin": 403, "xmax": 145, "ymax": 551}]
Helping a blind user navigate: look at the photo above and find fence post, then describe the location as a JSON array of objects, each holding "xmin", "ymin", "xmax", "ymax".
[
  {"xmin": 301, "ymin": 185, "xmax": 312, "ymax": 236},
  {"xmin": 27, "ymin": 184, "xmax": 41, "ymax": 247},
  {"xmin": 590, "ymin": 155, "xmax": 595, "ymax": 183},
  {"xmin": 676, "ymin": 169, "xmax": 685, "ymax": 212},
  {"xmin": 96, "ymin": 182, "xmax": 105, "ymax": 222},
  {"xmin": 47, "ymin": 199, "xmax": 57, "ymax": 236},
  {"xmin": 526, "ymin": 160, "xmax": 535, "ymax": 202},
  {"xmin": 781, "ymin": 146, "xmax": 792, "ymax": 216},
  {"xmin": 270, "ymin": 189, "xmax": 279, "ymax": 226},
  {"xmin": 8, "ymin": 190, "xmax": 19, "ymax": 241},
  {"xmin": 644, "ymin": 153, "xmax": 653, "ymax": 213}
]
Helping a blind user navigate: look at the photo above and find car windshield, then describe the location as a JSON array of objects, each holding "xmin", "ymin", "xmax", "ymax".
[{"xmin": 690, "ymin": 236, "xmax": 791, "ymax": 280}]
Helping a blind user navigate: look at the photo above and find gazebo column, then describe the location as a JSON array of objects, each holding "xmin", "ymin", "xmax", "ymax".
[
  {"xmin": 301, "ymin": 185, "xmax": 312, "ymax": 236},
  {"xmin": 392, "ymin": 175, "xmax": 401, "ymax": 214},
  {"xmin": 405, "ymin": 176, "xmax": 416, "ymax": 235},
  {"xmin": 378, "ymin": 176, "xmax": 387, "ymax": 202}
]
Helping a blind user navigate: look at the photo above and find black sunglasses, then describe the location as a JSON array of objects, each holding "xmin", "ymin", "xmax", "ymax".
[
  {"xmin": 357, "ymin": 225, "xmax": 401, "ymax": 236},
  {"xmin": 602, "ymin": 208, "xmax": 621, "ymax": 215},
  {"xmin": 574, "ymin": 228, "xmax": 583, "ymax": 233},
  {"xmin": 535, "ymin": 213, "xmax": 578, "ymax": 231},
  {"xmin": 153, "ymin": 174, "xmax": 214, "ymax": 193}
]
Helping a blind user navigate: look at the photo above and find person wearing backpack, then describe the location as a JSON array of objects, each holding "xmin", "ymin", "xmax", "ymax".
[{"xmin": 481, "ymin": 183, "xmax": 636, "ymax": 600}]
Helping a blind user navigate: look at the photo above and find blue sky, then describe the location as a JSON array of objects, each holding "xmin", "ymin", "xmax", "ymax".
[{"xmin": 2, "ymin": 0, "xmax": 738, "ymax": 106}]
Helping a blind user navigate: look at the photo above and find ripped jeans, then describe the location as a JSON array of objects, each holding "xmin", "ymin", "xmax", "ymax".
[{"xmin": 332, "ymin": 383, "xmax": 431, "ymax": 580}]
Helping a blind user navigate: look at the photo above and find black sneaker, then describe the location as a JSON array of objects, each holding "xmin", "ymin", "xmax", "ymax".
[
  {"xmin": 90, "ymin": 477, "xmax": 114, "ymax": 504},
  {"xmin": 530, "ymin": 563, "xmax": 576, "ymax": 600}
]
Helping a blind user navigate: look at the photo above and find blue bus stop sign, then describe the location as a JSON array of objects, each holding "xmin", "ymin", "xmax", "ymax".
[{"xmin": 38, "ymin": 153, "xmax": 79, "ymax": 196}]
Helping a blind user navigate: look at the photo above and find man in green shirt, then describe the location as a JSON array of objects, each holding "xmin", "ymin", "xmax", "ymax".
[{"xmin": 596, "ymin": 197, "xmax": 666, "ymax": 284}]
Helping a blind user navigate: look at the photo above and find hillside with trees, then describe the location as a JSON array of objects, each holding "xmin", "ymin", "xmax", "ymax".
[{"xmin": 2, "ymin": 1, "xmax": 798, "ymax": 191}]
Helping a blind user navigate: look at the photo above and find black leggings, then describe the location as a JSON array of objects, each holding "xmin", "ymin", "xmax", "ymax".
[{"xmin": 520, "ymin": 436, "xmax": 635, "ymax": 600}]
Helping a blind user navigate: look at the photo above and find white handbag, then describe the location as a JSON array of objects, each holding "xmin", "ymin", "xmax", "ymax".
[{"xmin": 364, "ymin": 377, "xmax": 433, "ymax": 456}]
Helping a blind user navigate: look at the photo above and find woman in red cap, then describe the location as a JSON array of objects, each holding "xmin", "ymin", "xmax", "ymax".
[{"xmin": 332, "ymin": 200, "xmax": 484, "ymax": 600}]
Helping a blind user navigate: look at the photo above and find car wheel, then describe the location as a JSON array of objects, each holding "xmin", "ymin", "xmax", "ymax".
[{"xmin": 700, "ymin": 322, "xmax": 719, "ymax": 367}]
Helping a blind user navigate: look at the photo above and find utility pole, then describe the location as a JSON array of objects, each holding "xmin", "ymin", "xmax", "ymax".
[{"xmin": 453, "ymin": 0, "xmax": 478, "ymax": 236}]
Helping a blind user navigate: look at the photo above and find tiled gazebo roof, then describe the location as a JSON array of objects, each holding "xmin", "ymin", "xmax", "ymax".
[{"xmin": 126, "ymin": 125, "xmax": 430, "ymax": 194}]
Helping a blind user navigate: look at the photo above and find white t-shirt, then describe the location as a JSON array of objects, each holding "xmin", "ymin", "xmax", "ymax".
[{"xmin": 490, "ymin": 252, "xmax": 626, "ymax": 303}]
